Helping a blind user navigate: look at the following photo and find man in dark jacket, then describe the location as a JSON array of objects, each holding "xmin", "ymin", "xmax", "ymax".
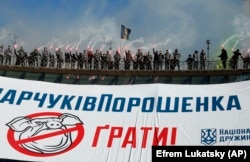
[{"xmin": 218, "ymin": 47, "xmax": 228, "ymax": 69}]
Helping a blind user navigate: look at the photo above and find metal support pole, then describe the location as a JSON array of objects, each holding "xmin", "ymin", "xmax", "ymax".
[{"xmin": 206, "ymin": 39, "xmax": 210, "ymax": 69}]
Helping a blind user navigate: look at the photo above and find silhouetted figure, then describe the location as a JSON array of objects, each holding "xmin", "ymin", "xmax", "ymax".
[
  {"xmin": 82, "ymin": 50, "xmax": 88, "ymax": 69},
  {"xmin": 29, "ymin": 48, "xmax": 41, "ymax": 66},
  {"xmin": 64, "ymin": 50, "xmax": 71, "ymax": 68},
  {"xmin": 101, "ymin": 51, "xmax": 108, "ymax": 69},
  {"xmin": 186, "ymin": 54, "xmax": 194, "ymax": 70},
  {"xmin": 56, "ymin": 48, "xmax": 63, "ymax": 68},
  {"xmin": 200, "ymin": 49, "xmax": 206, "ymax": 70},
  {"xmin": 0, "ymin": 45, "xmax": 5, "ymax": 65},
  {"xmin": 230, "ymin": 49, "xmax": 242, "ymax": 69},
  {"xmin": 76, "ymin": 52, "xmax": 81, "ymax": 69},
  {"xmin": 93, "ymin": 50, "xmax": 101, "ymax": 69},
  {"xmin": 173, "ymin": 49, "xmax": 181, "ymax": 70},
  {"xmin": 71, "ymin": 51, "xmax": 77, "ymax": 69},
  {"xmin": 153, "ymin": 48, "xmax": 159, "ymax": 70},
  {"xmin": 87, "ymin": 49, "xmax": 93, "ymax": 69},
  {"xmin": 136, "ymin": 49, "xmax": 144, "ymax": 70},
  {"xmin": 41, "ymin": 47, "xmax": 49, "ymax": 67},
  {"xmin": 193, "ymin": 50, "xmax": 199, "ymax": 70},
  {"xmin": 218, "ymin": 48, "xmax": 228, "ymax": 69},
  {"xmin": 106, "ymin": 51, "xmax": 113, "ymax": 69},
  {"xmin": 164, "ymin": 50, "xmax": 171, "ymax": 70},
  {"xmin": 113, "ymin": 50, "xmax": 121, "ymax": 70},
  {"xmin": 144, "ymin": 51, "xmax": 152, "ymax": 70},
  {"xmin": 124, "ymin": 50, "xmax": 132, "ymax": 70},
  {"xmin": 4, "ymin": 45, "xmax": 12, "ymax": 65},
  {"xmin": 15, "ymin": 46, "xmax": 27, "ymax": 66},
  {"xmin": 49, "ymin": 53, "xmax": 55, "ymax": 68},
  {"xmin": 242, "ymin": 53, "xmax": 250, "ymax": 69},
  {"xmin": 158, "ymin": 50, "xmax": 164, "ymax": 70}
]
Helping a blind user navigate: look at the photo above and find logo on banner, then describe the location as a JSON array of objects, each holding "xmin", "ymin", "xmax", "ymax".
[
  {"xmin": 201, "ymin": 128, "xmax": 217, "ymax": 145},
  {"xmin": 6, "ymin": 112, "xmax": 84, "ymax": 157}
]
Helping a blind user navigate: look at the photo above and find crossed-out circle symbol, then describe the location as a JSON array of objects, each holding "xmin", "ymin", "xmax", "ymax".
[{"xmin": 7, "ymin": 112, "xmax": 85, "ymax": 157}]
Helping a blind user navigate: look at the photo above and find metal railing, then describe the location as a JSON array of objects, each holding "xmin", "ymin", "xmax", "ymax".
[{"xmin": 0, "ymin": 54, "xmax": 249, "ymax": 71}]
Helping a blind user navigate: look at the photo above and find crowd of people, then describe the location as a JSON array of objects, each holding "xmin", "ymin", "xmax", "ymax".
[
  {"xmin": 217, "ymin": 47, "xmax": 250, "ymax": 69},
  {"xmin": 0, "ymin": 44, "xmax": 249, "ymax": 70}
]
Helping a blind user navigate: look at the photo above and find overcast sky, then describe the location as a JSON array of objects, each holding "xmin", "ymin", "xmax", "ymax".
[{"xmin": 0, "ymin": 0, "xmax": 248, "ymax": 60}]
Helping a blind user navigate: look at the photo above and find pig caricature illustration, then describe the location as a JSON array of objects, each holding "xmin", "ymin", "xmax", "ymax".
[{"xmin": 6, "ymin": 113, "xmax": 83, "ymax": 154}]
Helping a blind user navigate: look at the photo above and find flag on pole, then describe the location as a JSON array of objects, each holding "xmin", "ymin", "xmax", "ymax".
[{"xmin": 121, "ymin": 25, "xmax": 131, "ymax": 40}]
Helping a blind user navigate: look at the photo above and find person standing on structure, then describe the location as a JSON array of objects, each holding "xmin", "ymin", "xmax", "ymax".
[{"xmin": 218, "ymin": 47, "xmax": 228, "ymax": 69}]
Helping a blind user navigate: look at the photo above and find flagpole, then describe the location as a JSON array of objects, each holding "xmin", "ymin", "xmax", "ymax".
[
  {"xmin": 120, "ymin": 25, "xmax": 122, "ymax": 61},
  {"xmin": 120, "ymin": 38, "xmax": 122, "ymax": 55}
]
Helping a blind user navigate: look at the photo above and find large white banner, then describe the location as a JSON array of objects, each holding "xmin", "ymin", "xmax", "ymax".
[{"xmin": 0, "ymin": 76, "xmax": 249, "ymax": 162}]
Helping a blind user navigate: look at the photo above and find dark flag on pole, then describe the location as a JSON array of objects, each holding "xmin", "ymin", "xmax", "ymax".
[{"xmin": 121, "ymin": 25, "xmax": 131, "ymax": 40}]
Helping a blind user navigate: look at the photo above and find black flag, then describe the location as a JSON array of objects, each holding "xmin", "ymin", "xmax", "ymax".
[{"xmin": 121, "ymin": 25, "xmax": 131, "ymax": 40}]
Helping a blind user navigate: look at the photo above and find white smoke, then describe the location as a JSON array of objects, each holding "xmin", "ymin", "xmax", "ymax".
[{"xmin": 0, "ymin": 0, "xmax": 245, "ymax": 60}]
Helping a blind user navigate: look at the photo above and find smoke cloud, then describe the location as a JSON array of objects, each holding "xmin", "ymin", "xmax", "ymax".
[{"xmin": 0, "ymin": 0, "xmax": 247, "ymax": 60}]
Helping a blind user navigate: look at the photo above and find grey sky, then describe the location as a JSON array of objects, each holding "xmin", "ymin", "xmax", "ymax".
[{"xmin": 0, "ymin": 0, "xmax": 248, "ymax": 60}]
